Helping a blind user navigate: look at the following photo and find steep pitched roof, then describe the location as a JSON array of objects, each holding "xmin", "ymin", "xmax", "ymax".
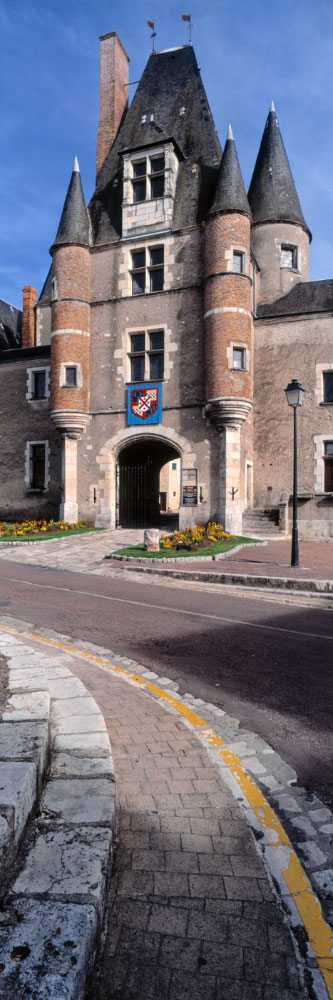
[
  {"xmin": 38, "ymin": 265, "xmax": 52, "ymax": 304},
  {"xmin": 0, "ymin": 298, "xmax": 22, "ymax": 350},
  {"xmin": 89, "ymin": 44, "xmax": 221, "ymax": 242},
  {"xmin": 51, "ymin": 158, "xmax": 90, "ymax": 252},
  {"xmin": 208, "ymin": 125, "xmax": 251, "ymax": 218},
  {"xmin": 248, "ymin": 104, "xmax": 310, "ymax": 236},
  {"xmin": 256, "ymin": 280, "xmax": 333, "ymax": 318}
]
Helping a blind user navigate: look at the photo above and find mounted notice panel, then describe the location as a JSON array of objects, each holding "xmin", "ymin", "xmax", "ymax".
[{"xmin": 127, "ymin": 383, "xmax": 162, "ymax": 425}]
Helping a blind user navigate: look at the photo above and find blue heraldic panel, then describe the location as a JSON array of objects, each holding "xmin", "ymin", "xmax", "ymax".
[{"xmin": 127, "ymin": 383, "xmax": 162, "ymax": 426}]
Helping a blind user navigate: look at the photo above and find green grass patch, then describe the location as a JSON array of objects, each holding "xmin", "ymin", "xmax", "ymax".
[
  {"xmin": 112, "ymin": 536, "xmax": 259, "ymax": 559},
  {"xmin": 0, "ymin": 526, "xmax": 104, "ymax": 543}
]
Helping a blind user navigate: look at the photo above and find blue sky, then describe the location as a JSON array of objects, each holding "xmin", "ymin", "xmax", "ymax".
[{"xmin": 1, "ymin": 0, "xmax": 333, "ymax": 309}]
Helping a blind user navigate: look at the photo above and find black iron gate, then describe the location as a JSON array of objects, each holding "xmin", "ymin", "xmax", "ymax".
[{"xmin": 116, "ymin": 464, "xmax": 149, "ymax": 527}]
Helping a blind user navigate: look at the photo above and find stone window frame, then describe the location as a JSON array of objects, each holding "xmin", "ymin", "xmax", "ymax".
[
  {"xmin": 25, "ymin": 440, "xmax": 50, "ymax": 492},
  {"xmin": 26, "ymin": 366, "xmax": 50, "ymax": 402},
  {"xmin": 313, "ymin": 434, "xmax": 333, "ymax": 493},
  {"xmin": 280, "ymin": 243, "xmax": 298, "ymax": 270},
  {"xmin": 59, "ymin": 361, "xmax": 83, "ymax": 389},
  {"xmin": 127, "ymin": 327, "xmax": 165, "ymax": 383},
  {"xmin": 315, "ymin": 362, "xmax": 333, "ymax": 406},
  {"xmin": 130, "ymin": 243, "xmax": 164, "ymax": 296},
  {"xmin": 227, "ymin": 341, "xmax": 250, "ymax": 372},
  {"xmin": 225, "ymin": 244, "xmax": 249, "ymax": 276}
]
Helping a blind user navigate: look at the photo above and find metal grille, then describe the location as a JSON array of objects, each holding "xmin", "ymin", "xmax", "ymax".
[{"xmin": 116, "ymin": 464, "xmax": 149, "ymax": 527}]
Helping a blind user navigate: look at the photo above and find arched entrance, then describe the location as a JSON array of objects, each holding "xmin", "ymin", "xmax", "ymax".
[{"xmin": 116, "ymin": 437, "xmax": 181, "ymax": 528}]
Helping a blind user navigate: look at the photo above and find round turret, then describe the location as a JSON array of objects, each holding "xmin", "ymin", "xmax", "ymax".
[
  {"xmin": 248, "ymin": 104, "xmax": 310, "ymax": 305},
  {"xmin": 204, "ymin": 126, "xmax": 253, "ymax": 429}
]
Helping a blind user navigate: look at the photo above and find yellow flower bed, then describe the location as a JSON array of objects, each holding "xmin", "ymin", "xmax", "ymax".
[
  {"xmin": 0, "ymin": 519, "xmax": 87, "ymax": 538},
  {"xmin": 160, "ymin": 522, "xmax": 234, "ymax": 550}
]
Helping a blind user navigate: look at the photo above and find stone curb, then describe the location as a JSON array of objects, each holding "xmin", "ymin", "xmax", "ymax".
[
  {"xmin": 0, "ymin": 631, "xmax": 117, "ymax": 1000},
  {"xmin": 106, "ymin": 561, "xmax": 333, "ymax": 595},
  {"xmin": 0, "ymin": 529, "xmax": 100, "ymax": 548},
  {"xmin": 107, "ymin": 540, "xmax": 267, "ymax": 564}
]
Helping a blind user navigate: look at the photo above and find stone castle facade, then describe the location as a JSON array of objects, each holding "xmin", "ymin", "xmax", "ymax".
[{"xmin": 1, "ymin": 32, "xmax": 332, "ymax": 536}]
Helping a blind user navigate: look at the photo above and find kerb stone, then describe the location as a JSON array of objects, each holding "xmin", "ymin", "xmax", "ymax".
[
  {"xmin": 0, "ymin": 761, "xmax": 36, "ymax": 841},
  {"xmin": 11, "ymin": 827, "xmax": 112, "ymax": 917},
  {"xmin": 42, "ymin": 777, "xmax": 116, "ymax": 826}
]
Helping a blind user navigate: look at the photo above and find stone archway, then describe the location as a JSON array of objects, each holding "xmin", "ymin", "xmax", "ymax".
[{"xmin": 95, "ymin": 424, "xmax": 197, "ymax": 529}]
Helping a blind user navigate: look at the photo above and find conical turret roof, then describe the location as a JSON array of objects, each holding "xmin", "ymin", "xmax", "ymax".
[
  {"xmin": 208, "ymin": 125, "xmax": 251, "ymax": 218},
  {"xmin": 51, "ymin": 158, "xmax": 90, "ymax": 252},
  {"xmin": 248, "ymin": 105, "xmax": 310, "ymax": 235}
]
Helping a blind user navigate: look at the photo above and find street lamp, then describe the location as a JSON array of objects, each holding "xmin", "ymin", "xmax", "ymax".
[{"xmin": 285, "ymin": 379, "xmax": 305, "ymax": 567}]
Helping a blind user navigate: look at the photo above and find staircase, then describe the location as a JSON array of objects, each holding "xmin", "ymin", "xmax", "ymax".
[{"xmin": 242, "ymin": 508, "xmax": 282, "ymax": 537}]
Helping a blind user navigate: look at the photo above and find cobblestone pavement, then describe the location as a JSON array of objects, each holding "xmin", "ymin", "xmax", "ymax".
[{"xmin": 1, "ymin": 532, "xmax": 332, "ymax": 584}]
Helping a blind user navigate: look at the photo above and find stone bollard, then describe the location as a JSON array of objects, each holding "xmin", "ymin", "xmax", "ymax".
[{"xmin": 144, "ymin": 528, "xmax": 160, "ymax": 552}]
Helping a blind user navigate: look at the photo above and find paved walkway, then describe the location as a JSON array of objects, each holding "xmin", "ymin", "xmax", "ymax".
[
  {"xmin": 0, "ymin": 531, "xmax": 332, "ymax": 586},
  {"xmin": 66, "ymin": 655, "xmax": 306, "ymax": 1000}
]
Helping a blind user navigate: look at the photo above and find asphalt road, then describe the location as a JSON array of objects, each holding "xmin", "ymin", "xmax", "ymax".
[{"xmin": 0, "ymin": 558, "xmax": 332, "ymax": 806}]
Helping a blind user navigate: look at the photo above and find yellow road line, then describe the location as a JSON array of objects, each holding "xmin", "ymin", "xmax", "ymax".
[{"xmin": 0, "ymin": 622, "xmax": 332, "ymax": 997}]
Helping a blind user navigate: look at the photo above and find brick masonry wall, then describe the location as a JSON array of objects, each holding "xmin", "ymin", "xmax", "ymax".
[
  {"xmin": 50, "ymin": 246, "xmax": 90, "ymax": 414},
  {"xmin": 252, "ymin": 222, "xmax": 310, "ymax": 305},
  {"xmin": 204, "ymin": 214, "xmax": 252, "ymax": 403},
  {"xmin": 253, "ymin": 313, "xmax": 333, "ymax": 508},
  {"xmin": 22, "ymin": 287, "xmax": 37, "ymax": 348},
  {"xmin": 0, "ymin": 356, "xmax": 61, "ymax": 520},
  {"xmin": 96, "ymin": 32, "xmax": 129, "ymax": 180}
]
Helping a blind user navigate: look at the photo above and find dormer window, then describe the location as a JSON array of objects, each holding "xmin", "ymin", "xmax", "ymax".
[
  {"xmin": 133, "ymin": 161, "xmax": 146, "ymax": 202},
  {"xmin": 131, "ymin": 154, "xmax": 165, "ymax": 203}
]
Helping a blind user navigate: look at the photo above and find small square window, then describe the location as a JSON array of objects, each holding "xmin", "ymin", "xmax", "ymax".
[
  {"xmin": 133, "ymin": 161, "xmax": 146, "ymax": 178},
  {"xmin": 172, "ymin": 462, "xmax": 177, "ymax": 470},
  {"xmin": 150, "ymin": 247, "xmax": 164, "ymax": 267},
  {"xmin": 323, "ymin": 372, "xmax": 333, "ymax": 403},
  {"xmin": 233, "ymin": 347, "xmax": 246, "ymax": 370},
  {"xmin": 33, "ymin": 371, "xmax": 46, "ymax": 399},
  {"xmin": 65, "ymin": 367, "xmax": 77, "ymax": 386},
  {"xmin": 232, "ymin": 251, "xmax": 244, "ymax": 273},
  {"xmin": 150, "ymin": 156, "xmax": 165, "ymax": 175},
  {"xmin": 132, "ymin": 250, "xmax": 146, "ymax": 270},
  {"xmin": 281, "ymin": 245, "xmax": 297, "ymax": 269},
  {"xmin": 131, "ymin": 333, "xmax": 145, "ymax": 353}
]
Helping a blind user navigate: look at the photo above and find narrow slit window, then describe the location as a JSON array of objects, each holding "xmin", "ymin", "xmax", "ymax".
[
  {"xmin": 323, "ymin": 372, "xmax": 333, "ymax": 403},
  {"xmin": 33, "ymin": 371, "xmax": 46, "ymax": 398},
  {"xmin": 232, "ymin": 251, "xmax": 244, "ymax": 273},
  {"xmin": 233, "ymin": 347, "xmax": 246, "ymax": 370},
  {"xmin": 65, "ymin": 367, "xmax": 77, "ymax": 386},
  {"xmin": 30, "ymin": 444, "xmax": 45, "ymax": 489}
]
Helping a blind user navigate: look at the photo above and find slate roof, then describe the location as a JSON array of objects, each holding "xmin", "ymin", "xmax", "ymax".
[
  {"xmin": 51, "ymin": 159, "xmax": 90, "ymax": 252},
  {"xmin": 208, "ymin": 126, "xmax": 251, "ymax": 218},
  {"xmin": 89, "ymin": 44, "xmax": 222, "ymax": 243},
  {"xmin": 38, "ymin": 265, "xmax": 52, "ymax": 304},
  {"xmin": 256, "ymin": 280, "xmax": 333, "ymax": 318},
  {"xmin": 248, "ymin": 105, "xmax": 311, "ymax": 237},
  {"xmin": 0, "ymin": 298, "xmax": 22, "ymax": 350}
]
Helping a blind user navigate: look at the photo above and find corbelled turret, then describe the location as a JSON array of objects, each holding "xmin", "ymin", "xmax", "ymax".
[
  {"xmin": 248, "ymin": 104, "xmax": 310, "ymax": 304},
  {"xmin": 204, "ymin": 127, "xmax": 253, "ymax": 534},
  {"xmin": 50, "ymin": 158, "xmax": 91, "ymax": 522}
]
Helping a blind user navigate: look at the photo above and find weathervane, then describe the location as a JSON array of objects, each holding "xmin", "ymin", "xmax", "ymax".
[
  {"xmin": 147, "ymin": 19, "xmax": 156, "ymax": 52},
  {"xmin": 182, "ymin": 13, "xmax": 192, "ymax": 43}
]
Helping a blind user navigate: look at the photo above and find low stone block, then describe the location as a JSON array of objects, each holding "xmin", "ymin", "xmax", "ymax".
[
  {"xmin": 51, "ymin": 753, "xmax": 115, "ymax": 779},
  {"xmin": 0, "ymin": 720, "xmax": 48, "ymax": 775},
  {"xmin": 0, "ymin": 898, "xmax": 96, "ymax": 999},
  {"xmin": 1, "ymin": 691, "xmax": 50, "ymax": 721},
  {"xmin": 54, "ymin": 731, "xmax": 111, "ymax": 752},
  {"xmin": 52, "ymin": 714, "xmax": 106, "ymax": 736},
  {"xmin": 52, "ymin": 696, "xmax": 102, "ymax": 720},
  {"xmin": 12, "ymin": 827, "xmax": 112, "ymax": 916},
  {"xmin": 144, "ymin": 528, "xmax": 160, "ymax": 551},
  {"xmin": 8, "ymin": 672, "xmax": 48, "ymax": 693},
  {"xmin": 42, "ymin": 777, "xmax": 116, "ymax": 826},
  {"xmin": 47, "ymin": 677, "xmax": 88, "ymax": 699},
  {"xmin": 0, "ymin": 761, "xmax": 36, "ymax": 841}
]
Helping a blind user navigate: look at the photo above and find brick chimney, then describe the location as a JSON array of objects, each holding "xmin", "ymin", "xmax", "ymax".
[
  {"xmin": 22, "ymin": 286, "xmax": 37, "ymax": 348},
  {"xmin": 96, "ymin": 31, "xmax": 130, "ymax": 182}
]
